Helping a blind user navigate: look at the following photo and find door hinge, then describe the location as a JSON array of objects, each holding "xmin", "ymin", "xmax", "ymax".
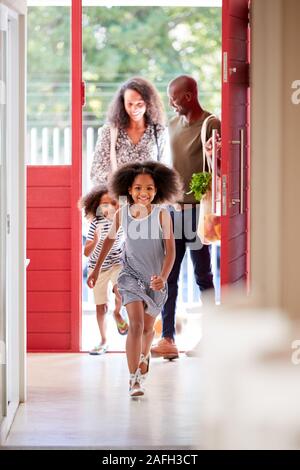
[
  {"xmin": 222, "ymin": 175, "xmax": 227, "ymax": 216},
  {"xmin": 81, "ymin": 81, "xmax": 86, "ymax": 107}
]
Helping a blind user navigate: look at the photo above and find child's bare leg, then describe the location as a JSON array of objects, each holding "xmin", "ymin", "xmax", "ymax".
[
  {"xmin": 140, "ymin": 313, "xmax": 155, "ymax": 375},
  {"xmin": 125, "ymin": 301, "xmax": 144, "ymax": 374},
  {"xmin": 96, "ymin": 304, "xmax": 108, "ymax": 345},
  {"xmin": 112, "ymin": 285, "xmax": 124, "ymax": 325}
]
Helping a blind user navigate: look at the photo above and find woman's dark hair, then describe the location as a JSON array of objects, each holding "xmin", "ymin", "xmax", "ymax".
[
  {"xmin": 107, "ymin": 77, "xmax": 165, "ymax": 128},
  {"xmin": 109, "ymin": 161, "xmax": 184, "ymax": 204},
  {"xmin": 78, "ymin": 185, "xmax": 108, "ymax": 219}
]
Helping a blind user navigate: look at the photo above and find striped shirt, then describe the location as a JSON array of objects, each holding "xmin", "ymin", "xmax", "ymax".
[{"xmin": 87, "ymin": 216, "xmax": 123, "ymax": 271}]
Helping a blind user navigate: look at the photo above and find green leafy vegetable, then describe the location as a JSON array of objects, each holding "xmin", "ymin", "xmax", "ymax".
[{"xmin": 187, "ymin": 172, "xmax": 212, "ymax": 201}]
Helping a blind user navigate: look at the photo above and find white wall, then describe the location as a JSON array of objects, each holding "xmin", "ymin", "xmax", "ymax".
[
  {"xmin": 251, "ymin": 0, "xmax": 300, "ymax": 323},
  {"xmin": 251, "ymin": 0, "xmax": 283, "ymax": 309},
  {"xmin": 281, "ymin": 0, "xmax": 300, "ymax": 321}
]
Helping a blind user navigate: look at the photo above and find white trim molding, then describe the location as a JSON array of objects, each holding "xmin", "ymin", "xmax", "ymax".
[
  {"xmin": 0, "ymin": 4, "xmax": 8, "ymax": 31},
  {"xmin": 0, "ymin": 80, "xmax": 5, "ymax": 105},
  {"xmin": 0, "ymin": 1, "xmax": 26, "ymax": 15}
]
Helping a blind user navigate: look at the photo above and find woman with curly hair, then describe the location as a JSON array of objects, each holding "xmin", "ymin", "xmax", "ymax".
[
  {"xmin": 87, "ymin": 161, "xmax": 183, "ymax": 397},
  {"xmin": 90, "ymin": 77, "xmax": 166, "ymax": 185}
]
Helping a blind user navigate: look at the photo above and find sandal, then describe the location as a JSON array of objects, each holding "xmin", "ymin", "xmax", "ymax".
[
  {"xmin": 89, "ymin": 343, "xmax": 108, "ymax": 355},
  {"xmin": 116, "ymin": 320, "xmax": 129, "ymax": 336},
  {"xmin": 139, "ymin": 353, "xmax": 150, "ymax": 381},
  {"xmin": 129, "ymin": 368, "xmax": 144, "ymax": 397}
]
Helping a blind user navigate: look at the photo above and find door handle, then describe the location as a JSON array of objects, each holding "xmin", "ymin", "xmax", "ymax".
[
  {"xmin": 211, "ymin": 129, "xmax": 218, "ymax": 214},
  {"xmin": 239, "ymin": 128, "xmax": 244, "ymax": 215},
  {"xmin": 230, "ymin": 128, "xmax": 244, "ymax": 214}
]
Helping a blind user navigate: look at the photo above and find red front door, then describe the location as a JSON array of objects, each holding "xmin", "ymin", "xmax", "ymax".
[
  {"xmin": 26, "ymin": 0, "xmax": 82, "ymax": 351},
  {"xmin": 221, "ymin": 0, "xmax": 250, "ymax": 292}
]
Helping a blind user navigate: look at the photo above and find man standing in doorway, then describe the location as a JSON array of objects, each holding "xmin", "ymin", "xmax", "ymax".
[{"xmin": 151, "ymin": 75, "xmax": 221, "ymax": 359}]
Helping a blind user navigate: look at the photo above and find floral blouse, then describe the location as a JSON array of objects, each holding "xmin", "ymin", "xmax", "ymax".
[{"xmin": 90, "ymin": 123, "xmax": 166, "ymax": 185}]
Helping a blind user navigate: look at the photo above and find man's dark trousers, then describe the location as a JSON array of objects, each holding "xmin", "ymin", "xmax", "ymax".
[{"xmin": 162, "ymin": 205, "xmax": 214, "ymax": 340}]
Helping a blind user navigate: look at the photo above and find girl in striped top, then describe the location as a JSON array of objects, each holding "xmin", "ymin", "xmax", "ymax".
[{"xmin": 80, "ymin": 185, "xmax": 128, "ymax": 355}]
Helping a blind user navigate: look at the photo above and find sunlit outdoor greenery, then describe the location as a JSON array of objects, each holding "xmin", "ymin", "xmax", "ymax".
[{"xmin": 27, "ymin": 6, "xmax": 221, "ymax": 128}]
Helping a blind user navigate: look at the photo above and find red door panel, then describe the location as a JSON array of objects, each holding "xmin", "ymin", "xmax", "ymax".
[
  {"xmin": 26, "ymin": 250, "xmax": 71, "ymax": 271},
  {"xmin": 28, "ymin": 187, "xmax": 71, "ymax": 207},
  {"xmin": 228, "ymin": 38, "xmax": 247, "ymax": 60},
  {"xmin": 27, "ymin": 292, "xmax": 71, "ymax": 312},
  {"xmin": 28, "ymin": 271, "xmax": 71, "ymax": 291},
  {"xmin": 26, "ymin": 166, "xmax": 73, "ymax": 351},
  {"xmin": 221, "ymin": 0, "xmax": 250, "ymax": 289},
  {"xmin": 27, "ymin": 229, "xmax": 71, "ymax": 250},
  {"xmin": 228, "ymin": 0, "xmax": 248, "ymax": 16},
  {"xmin": 28, "ymin": 208, "xmax": 71, "ymax": 229},
  {"xmin": 28, "ymin": 334, "xmax": 71, "ymax": 351},
  {"xmin": 27, "ymin": 165, "xmax": 71, "ymax": 186},
  {"xmin": 28, "ymin": 313, "xmax": 71, "ymax": 334}
]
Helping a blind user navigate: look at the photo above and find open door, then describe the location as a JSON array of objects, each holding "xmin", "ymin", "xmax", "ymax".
[
  {"xmin": 221, "ymin": 0, "xmax": 250, "ymax": 291},
  {"xmin": 26, "ymin": 0, "xmax": 247, "ymax": 351},
  {"xmin": 26, "ymin": 0, "xmax": 82, "ymax": 351}
]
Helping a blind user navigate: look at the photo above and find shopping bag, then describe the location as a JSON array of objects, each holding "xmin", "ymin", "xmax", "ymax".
[
  {"xmin": 196, "ymin": 115, "xmax": 221, "ymax": 245},
  {"xmin": 198, "ymin": 188, "xmax": 221, "ymax": 245}
]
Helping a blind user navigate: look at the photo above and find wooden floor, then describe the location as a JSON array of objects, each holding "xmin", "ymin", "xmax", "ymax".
[{"xmin": 4, "ymin": 353, "xmax": 202, "ymax": 449}]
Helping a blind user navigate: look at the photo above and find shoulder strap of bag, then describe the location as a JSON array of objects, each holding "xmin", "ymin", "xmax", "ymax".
[
  {"xmin": 201, "ymin": 114, "xmax": 215, "ymax": 173},
  {"xmin": 153, "ymin": 124, "xmax": 161, "ymax": 162},
  {"xmin": 110, "ymin": 126, "xmax": 119, "ymax": 172}
]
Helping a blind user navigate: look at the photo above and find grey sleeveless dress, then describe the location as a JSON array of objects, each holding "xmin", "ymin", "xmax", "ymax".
[{"xmin": 117, "ymin": 204, "xmax": 167, "ymax": 317}]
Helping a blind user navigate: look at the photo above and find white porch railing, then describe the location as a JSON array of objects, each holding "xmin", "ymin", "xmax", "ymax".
[
  {"xmin": 28, "ymin": 126, "xmax": 72, "ymax": 165},
  {"xmin": 27, "ymin": 125, "xmax": 220, "ymax": 309}
]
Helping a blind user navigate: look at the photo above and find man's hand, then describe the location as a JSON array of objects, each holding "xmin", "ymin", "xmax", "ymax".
[
  {"xmin": 205, "ymin": 133, "xmax": 222, "ymax": 157},
  {"xmin": 150, "ymin": 275, "xmax": 166, "ymax": 291},
  {"xmin": 87, "ymin": 269, "xmax": 99, "ymax": 288}
]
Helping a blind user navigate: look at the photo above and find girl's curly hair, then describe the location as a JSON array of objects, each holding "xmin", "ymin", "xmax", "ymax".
[
  {"xmin": 78, "ymin": 185, "xmax": 108, "ymax": 219},
  {"xmin": 109, "ymin": 161, "xmax": 184, "ymax": 205},
  {"xmin": 107, "ymin": 77, "xmax": 165, "ymax": 128}
]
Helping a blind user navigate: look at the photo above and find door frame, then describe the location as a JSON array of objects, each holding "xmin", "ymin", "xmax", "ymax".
[
  {"xmin": 0, "ymin": 0, "xmax": 26, "ymax": 444},
  {"xmin": 6, "ymin": 4, "xmax": 20, "ymax": 419}
]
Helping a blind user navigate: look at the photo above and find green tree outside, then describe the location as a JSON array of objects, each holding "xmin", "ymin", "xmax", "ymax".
[{"xmin": 27, "ymin": 6, "xmax": 221, "ymax": 128}]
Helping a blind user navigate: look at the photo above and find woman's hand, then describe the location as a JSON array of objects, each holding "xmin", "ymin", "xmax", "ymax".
[
  {"xmin": 87, "ymin": 269, "xmax": 99, "ymax": 288},
  {"xmin": 205, "ymin": 133, "xmax": 222, "ymax": 157},
  {"xmin": 150, "ymin": 275, "xmax": 166, "ymax": 291}
]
